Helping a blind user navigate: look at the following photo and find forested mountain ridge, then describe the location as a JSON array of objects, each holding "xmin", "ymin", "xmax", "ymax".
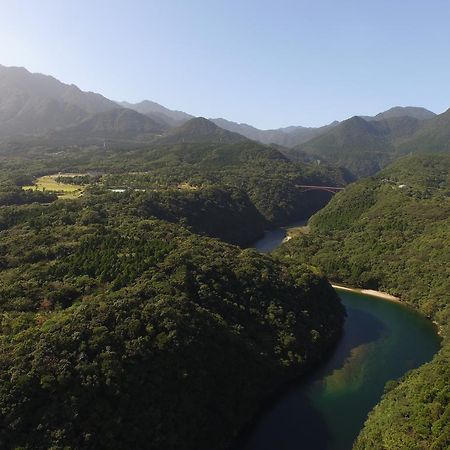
[
  {"xmin": 211, "ymin": 106, "xmax": 435, "ymax": 149},
  {"xmin": 48, "ymin": 108, "xmax": 169, "ymax": 144},
  {"xmin": 210, "ymin": 117, "xmax": 338, "ymax": 148},
  {"xmin": 397, "ymin": 107, "xmax": 450, "ymax": 154},
  {"xmin": 0, "ymin": 180, "xmax": 345, "ymax": 449},
  {"xmin": 291, "ymin": 103, "xmax": 450, "ymax": 178},
  {"xmin": 1, "ymin": 64, "xmax": 449, "ymax": 450},
  {"xmin": 361, "ymin": 106, "xmax": 436, "ymax": 121},
  {"xmin": 1, "ymin": 64, "xmax": 444, "ymax": 173},
  {"xmin": 0, "ymin": 65, "xmax": 117, "ymax": 137},
  {"xmin": 100, "ymin": 141, "xmax": 351, "ymax": 227},
  {"xmin": 275, "ymin": 154, "xmax": 450, "ymax": 449},
  {"xmin": 295, "ymin": 116, "xmax": 395, "ymax": 177},
  {"xmin": 0, "ymin": 126, "xmax": 352, "ymax": 245},
  {"xmin": 154, "ymin": 117, "xmax": 248, "ymax": 145},
  {"xmin": 120, "ymin": 99, "xmax": 193, "ymax": 127}
]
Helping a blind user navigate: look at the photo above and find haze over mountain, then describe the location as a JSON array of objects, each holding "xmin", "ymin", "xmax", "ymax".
[
  {"xmin": 119, "ymin": 100, "xmax": 193, "ymax": 127},
  {"xmin": 396, "ymin": 107, "xmax": 450, "ymax": 154},
  {"xmin": 360, "ymin": 106, "xmax": 436, "ymax": 122},
  {"xmin": 0, "ymin": 64, "xmax": 117, "ymax": 137},
  {"xmin": 1, "ymin": 64, "xmax": 449, "ymax": 179},
  {"xmin": 209, "ymin": 118, "xmax": 339, "ymax": 148},
  {"xmin": 49, "ymin": 108, "xmax": 168, "ymax": 144},
  {"xmin": 2, "ymin": 2, "xmax": 450, "ymax": 449},
  {"xmin": 294, "ymin": 108, "xmax": 440, "ymax": 177},
  {"xmin": 295, "ymin": 116, "xmax": 393, "ymax": 177},
  {"xmin": 209, "ymin": 107, "xmax": 435, "ymax": 149},
  {"xmin": 154, "ymin": 117, "xmax": 247, "ymax": 145}
]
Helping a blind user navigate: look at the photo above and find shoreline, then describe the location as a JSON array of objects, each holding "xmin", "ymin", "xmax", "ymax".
[
  {"xmin": 332, "ymin": 283, "xmax": 444, "ymax": 337},
  {"xmin": 331, "ymin": 283, "xmax": 402, "ymax": 303}
]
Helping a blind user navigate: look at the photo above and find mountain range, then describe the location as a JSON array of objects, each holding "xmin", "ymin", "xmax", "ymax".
[
  {"xmin": 0, "ymin": 64, "xmax": 116, "ymax": 137},
  {"xmin": 119, "ymin": 100, "xmax": 193, "ymax": 127},
  {"xmin": 0, "ymin": 64, "xmax": 449, "ymax": 177}
]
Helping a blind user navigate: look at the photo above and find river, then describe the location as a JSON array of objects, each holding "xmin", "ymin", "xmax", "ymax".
[{"xmin": 236, "ymin": 227, "xmax": 441, "ymax": 450}]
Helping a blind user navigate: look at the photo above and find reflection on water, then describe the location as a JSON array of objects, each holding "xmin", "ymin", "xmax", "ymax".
[
  {"xmin": 253, "ymin": 228, "xmax": 286, "ymax": 253},
  {"xmin": 252, "ymin": 220, "xmax": 307, "ymax": 253},
  {"xmin": 235, "ymin": 291, "xmax": 440, "ymax": 450}
]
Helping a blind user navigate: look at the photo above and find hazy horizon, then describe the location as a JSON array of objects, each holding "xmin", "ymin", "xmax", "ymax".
[{"xmin": 1, "ymin": 0, "xmax": 450, "ymax": 128}]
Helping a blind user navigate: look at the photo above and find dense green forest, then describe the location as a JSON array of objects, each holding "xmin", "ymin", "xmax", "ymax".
[
  {"xmin": 291, "ymin": 108, "xmax": 450, "ymax": 178},
  {"xmin": 0, "ymin": 141, "xmax": 347, "ymax": 449},
  {"xmin": 0, "ymin": 199, "xmax": 344, "ymax": 450},
  {"xmin": 1, "ymin": 65, "xmax": 448, "ymax": 448},
  {"xmin": 275, "ymin": 154, "xmax": 450, "ymax": 449},
  {"xmin": 0, "ymin": 138, "xmax": 351, "ymax": 236}
]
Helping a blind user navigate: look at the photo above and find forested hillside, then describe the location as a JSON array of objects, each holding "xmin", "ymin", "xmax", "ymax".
[
  {"xmin": 0, "ymin": 178, "xmax": 344, "ymax": 449},
  {"xmin": 294, "ymin": 114, "xmax": 436, "ymax": 177},
  {"xmin": 397, "ymin": 108, "xmax": 450, "ymax": 154},
  {"xmin": 275, "ymin": 154, "xmax": 450, "ymax": 449},
  {"xmin": 2, "ymin": 64, "xmax": 448, "ymax": 185},
  {"xmin": 0, "ymin": 136, "xmax": 352, "ymax": 238},
  {"xmin": 2, "ymin": 63, "xmax": 448, "ymax": 450},
  {"xmin": 295, "ymin": 116, "xmax": 394, "ymax": 177},
  {"xmin": 291, "ymin": 108, "xmax": 450, "ymax": 178}
]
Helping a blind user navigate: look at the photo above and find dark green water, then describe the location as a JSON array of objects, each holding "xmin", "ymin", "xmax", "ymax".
[
  {"xmin": 238, "ymin": 229, "xmax": 441, "ymax": 450},
  {"xmin": 252, "ymin": 220, "xmax": 307, "ymax": 253}
]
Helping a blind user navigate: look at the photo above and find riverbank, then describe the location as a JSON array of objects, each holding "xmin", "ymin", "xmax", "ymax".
[
  {"xmin": 235, "ymin": 286, "xmax": 441, "ymax": 450},
  {"xmin": 332, "ymin": 283, "xmax": 444, "ymax": 337},
  {"xmin": 331, "ymin": 284, "xmax": 401, "ymax": 303},
  {"xmin": 247, "ymin": 224, "xmax": 442, "ymax": 450}
]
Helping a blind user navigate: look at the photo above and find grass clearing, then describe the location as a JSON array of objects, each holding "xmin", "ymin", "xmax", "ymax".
[{"xmin": 23, "ymin": 174, "xmax": 86, "ymax": 199}]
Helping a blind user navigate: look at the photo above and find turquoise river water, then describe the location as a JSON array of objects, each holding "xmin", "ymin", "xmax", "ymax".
[{"xmin": 235, "ymin": 227, "xmax": 441, "ymax": 450}]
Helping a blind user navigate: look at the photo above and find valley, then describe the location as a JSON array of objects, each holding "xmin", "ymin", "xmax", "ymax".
[
  {"xmin": 234, "ymin": 287, "xmax": 440, "ymax": 450},
  {"xmin": 275, "ymin": 154, "xmax": 450, "ymax": 449},
  {"xmin": 0, "ymin": 63, "xmax": 448, "ymax": 450},
  {"xmin": 230, "ymin": 217, "xmax": 442, "ymax": 449}
]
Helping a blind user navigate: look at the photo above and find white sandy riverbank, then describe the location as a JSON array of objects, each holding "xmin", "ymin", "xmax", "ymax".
[{"xmin": 331, "ymin": 284, "xmax": 401, "ymax": 303}]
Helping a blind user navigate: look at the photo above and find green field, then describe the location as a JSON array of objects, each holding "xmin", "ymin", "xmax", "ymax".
[{"xmin": 23, "ymin": 174, "xmax": 85, "ymax": 199}]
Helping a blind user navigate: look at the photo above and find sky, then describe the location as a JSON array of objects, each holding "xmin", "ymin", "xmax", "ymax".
[{"xmin": 1, "ymin": 0, "xmax": 450, "ymax": 129}]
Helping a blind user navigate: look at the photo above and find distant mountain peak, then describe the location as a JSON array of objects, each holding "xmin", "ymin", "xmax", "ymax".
[
  {"xmin": 0, "ymin": 64, "xmax": 118, "ymax": 137},
  {"xmin": 156, "ymin": 117, "xmax": 247, "ymax": 145},
  {"xmin": 374, "ymin": 106, "xmax": 436, "ymax": 121},
  {"xmin": 119, "ymin": 99, "xmax": 193, "ymax": 127},
  {"xmin": 209, "ymin": 117, "xmax": 338, "ymax": 148},
  {"xmin": 358, "ymin": 106, "xmax": 436, "ymax": 122},
  {"xmin": 180, "ymin": 117, "xmax": 221, "ymax": 132}
]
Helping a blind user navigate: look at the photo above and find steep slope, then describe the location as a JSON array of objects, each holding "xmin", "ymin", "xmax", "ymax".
[
  {"xmin": 374, "ymin": 115, "xmax": 423, "ymax": 141},
  {"xmin": 296, "ymin": 116, "xmax": 394, "ymax": 177},
  {"xmin": 0, "ymin": 195, "xmax": 344, "ymax": 450},
  {"xmin": 155, "ymin": 117, "xmax": 248, "ymax": 145},
  {"xmin": 295, "ymin": 112, "xmax": 434, "ymax": 177},
  {"xmin": 0, "ymin": 65, "xmax": 117, "ymax": 136},
  {"xmin": 275, "ymin": 154, "xmax": 450, "ymax": 450},
  {"xmin": 50, "ymin": 108, "xmax": 167, "ymax": 143},
  {"xmin": 397, "ymin": 107, "xmax": 450, "ymax": 154},
  {"xmin": 120, "ymin": 100, "xmax": 193, "ymax": 127},
  {"xmin": 361, "ymin": 106, "xmax": 436, "ymax": 121},
  {"xmin": 212, "ymin": 107, "xmax": 434, "ymax": 150}
]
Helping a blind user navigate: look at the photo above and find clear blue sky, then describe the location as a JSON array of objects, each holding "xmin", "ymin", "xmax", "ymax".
[{"xmin": 1, "ymin": 0, "xmax": 449, "ymax": 128}]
